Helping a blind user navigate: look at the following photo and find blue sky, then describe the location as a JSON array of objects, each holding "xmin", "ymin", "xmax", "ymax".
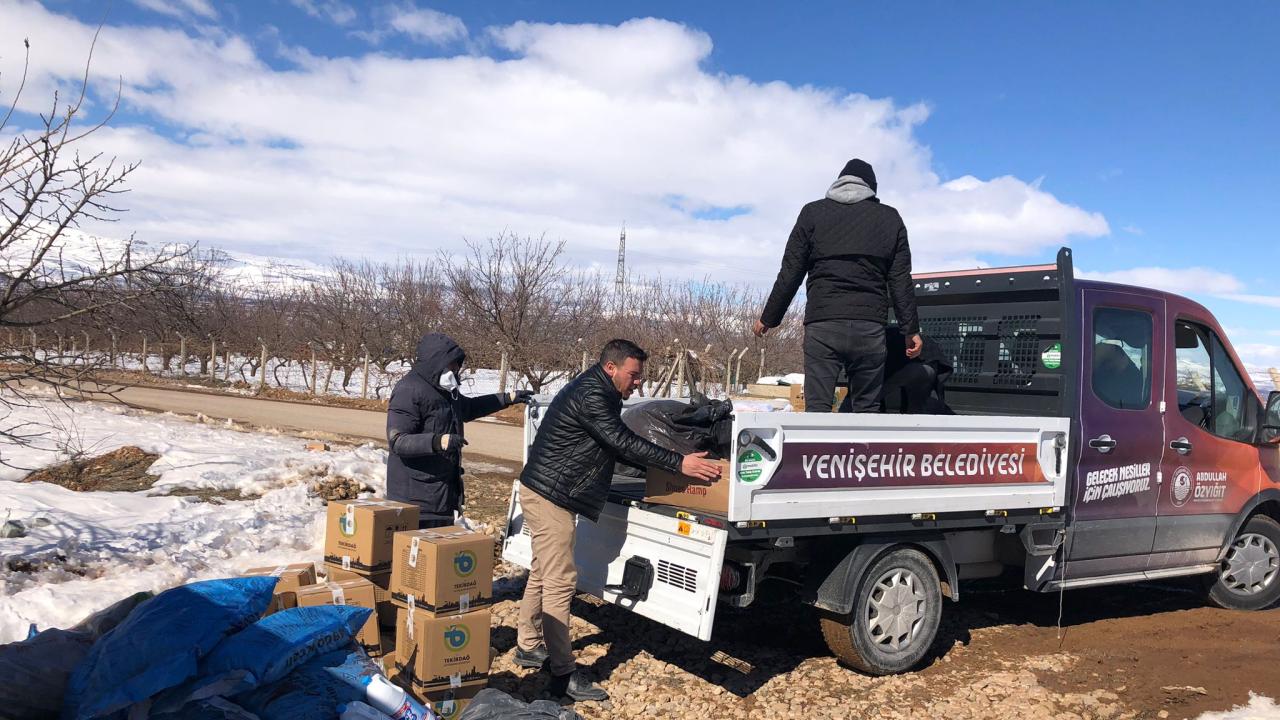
[{"xmin": 3, "ymin": 1, "xmax": 1279, "ymax": 361}]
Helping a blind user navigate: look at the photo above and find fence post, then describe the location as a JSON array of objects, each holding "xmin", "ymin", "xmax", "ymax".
[
  {"xmin": 498, "ymin": 350, "xmax": 509, "ymax": 395},
  {"xmin": 581, "ymin": 350, "xmax": 589, "ymax": 374},
  {"xmin": 83, "ymin": 331, "xmax": 90, "ymax": 360},
  {"xmin": 675, "ymin": 351, "xmax": 686, "ymax": 399},
  {"xmin": 361, "ymin": 345, "xmax": 370, "ymax": 399},
  {"xmin": 110, "ymin": 329, "xmax": 118, "ymax": 367},
  {"xmin": 758, "ymin": 348, "xmax": 765, "ymax": 384},
  {"xmin": 310, "ymin": 344, "xmax": 318, "ymax": 396},
  {"xmin": 178, "ymin": 336, "xmax": 187, "ymax": 376},
  {"xmin": 139, "ymin": 332, "xmax": 148, "ymax": 374},
  {"xmin": 737, "ymin": 346, "xmax": 748, "ymax": 392},
  {"xmin": 56, "ymin": 332, "xmax": 64, "ymax": 359},
  {"xmin": 223, "ymin": 349, "xmax": 231, "ymax": 382},
  {"xmin": 209, "ymin": 336, "xmax": 217, "ymax": 379},
  {"xmin": 29, "ymin": 329, "xmax": 37, "ymax": 358},
  {"xmin": 258, "ymin": 340, "xmax": 268, "ymax": 393},
  {"xmin": 71, "ymin": 335, "xmax": 78, "ymax": 357}
]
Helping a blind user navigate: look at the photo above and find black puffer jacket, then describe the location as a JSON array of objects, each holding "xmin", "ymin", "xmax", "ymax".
[
  {"xmin": 386, "ymin": 334, "xmax": 509, "ymax": 516},
  {"xmin": 521, "ymin": 364, "xmax": 683, "ymax": 522},
  {"xmin": 760, "ymin": 192, "xmax": 919, "ymax": 334}
]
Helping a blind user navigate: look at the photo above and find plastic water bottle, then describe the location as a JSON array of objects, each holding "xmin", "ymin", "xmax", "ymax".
[
  {"xmin": 339, "ymin": 701, "xmax": 394, "ymax": 720},
  {"xmin": 363, "ymin": 674, "xmax": 437, "ymax": 720}
]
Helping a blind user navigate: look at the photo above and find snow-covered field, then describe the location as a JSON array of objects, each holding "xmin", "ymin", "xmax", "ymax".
[{"xmin": 0, "ymin": 394, "xmax": 388, "ymax": 643}]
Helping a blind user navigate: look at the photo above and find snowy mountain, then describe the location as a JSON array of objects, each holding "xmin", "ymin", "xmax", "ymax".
[{"xmin": 0, "ymin": 226, "xmax": 330, "ymax": 292}]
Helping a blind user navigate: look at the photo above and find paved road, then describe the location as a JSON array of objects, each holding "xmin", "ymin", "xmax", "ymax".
[{"xmin": 60, "ymin": 382, "xmax": 526, "ymax": 462}]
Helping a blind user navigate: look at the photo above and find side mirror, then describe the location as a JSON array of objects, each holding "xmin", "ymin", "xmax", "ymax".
[{"xmin": 1261, "ymin": 391, "xmax": 1280, "ymax": 444}]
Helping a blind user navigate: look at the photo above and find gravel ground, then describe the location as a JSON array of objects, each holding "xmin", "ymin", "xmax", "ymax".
[{"xmin": 459, "ymin": 456, "xmax": 1280, "ymax": 720}]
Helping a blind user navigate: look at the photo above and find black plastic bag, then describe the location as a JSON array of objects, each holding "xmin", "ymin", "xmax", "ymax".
[{"xmin": 621, "ymin": 395, "xmax": 733, "ymax": 458}]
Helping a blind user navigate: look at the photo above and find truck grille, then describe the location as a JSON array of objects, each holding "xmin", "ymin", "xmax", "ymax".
[{"xmin": 656, "ymin": 560, "xmax": 698, "ymax": 593}]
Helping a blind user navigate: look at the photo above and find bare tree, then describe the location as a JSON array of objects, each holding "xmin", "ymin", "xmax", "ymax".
[
  {"xmin": 441, "ymin": 233, "xmax": 609, "ymax": 393},
  {"xmin": 0, "ymin": 35, "xmax": 193, "ymax": 456}
]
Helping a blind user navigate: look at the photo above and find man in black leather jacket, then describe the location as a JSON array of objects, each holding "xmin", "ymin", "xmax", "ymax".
[{"xmin": 514, "ymin": 339, "xmax": 721, "ymax": 702}]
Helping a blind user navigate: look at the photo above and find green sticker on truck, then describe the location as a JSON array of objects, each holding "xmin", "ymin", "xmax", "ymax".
[
  {"xmin": 738, "ymin": 449, "xmax": 763, "ymax": 483},
  {"xmin": 1041, "ymin": 343, "xmax": 1062, "ymax": 369}
]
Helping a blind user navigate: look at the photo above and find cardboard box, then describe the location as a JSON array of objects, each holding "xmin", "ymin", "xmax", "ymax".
[
  {"xmin": 295, "ymin": 579, "xmax": 382, "ymax": 656},
  {"xmin": 644, "ymin": 459, "xmax": 732, "ymax": 515},
  {"xmin": 394, "ymin": 607, "xmax": 490, "ymax": 690},
  {"xmin": 324, "ymin": 562, "xmax": 396, "ymax": 629},
  {"xmin": 243, "ymin": 562, "xmax": 317, "ymax": 593},
  {"xmin": 416, "ymin": 681, "xmax": 486, "ymax": 720},
  {"xmin": 262, "ymin": 589, "xmax": 297, "ymax": 617},
  {"xmin": 788, "ymin": 383, "xmax": 848, "ymax": 412},
  {"xmin": 390, "ymin": 528, "xmax": 493, "ymax": 615},
  {"xmin": 323, "ymin": 499, "xmax": 417, "ymax": 574}
]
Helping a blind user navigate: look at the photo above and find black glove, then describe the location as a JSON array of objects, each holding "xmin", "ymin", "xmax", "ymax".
[
  {"xmin": 507, "ymin": 389, "xmax": 536, "ymax": 405},
  {"xmin": 433, "ymin": 433, "xmax": 467, "ymax": 453}
]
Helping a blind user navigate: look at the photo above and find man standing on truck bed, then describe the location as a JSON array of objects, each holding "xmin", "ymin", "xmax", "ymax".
[
  {"xmin": 754, "ymin": 158, "xmax": 923, "ymax": 412},
  {"xmin": 515, "ymin": 339, "xmax": 722, "ymax": 702}
]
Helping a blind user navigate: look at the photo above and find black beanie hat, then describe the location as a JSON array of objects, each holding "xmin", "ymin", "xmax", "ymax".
[{"xmin": 839, "ymin": 158, "xmax": 877, "ymax": 192}]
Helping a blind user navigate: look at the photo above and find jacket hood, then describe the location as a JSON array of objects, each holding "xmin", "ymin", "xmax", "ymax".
[
  {"xmin": 413, "ymin": 333, "xmax": 465, "ymax": 386},
  {"xmin": 826, "ymin": 175, "xmax": 877, "ymax": 204}
]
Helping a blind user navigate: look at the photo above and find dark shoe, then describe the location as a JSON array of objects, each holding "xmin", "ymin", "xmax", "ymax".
[
  {"xmin": 549, "ymin": 670, "xmax": 609, "ymax": 702},
  {"xmin": 513, "ymin": 645, "xmax": 549, "ymax": 669}
]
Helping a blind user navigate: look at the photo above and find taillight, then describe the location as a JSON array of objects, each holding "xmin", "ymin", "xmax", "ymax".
[{"xmin": 720, "ymin": 563, "xmax": 742, "ymax": 592}]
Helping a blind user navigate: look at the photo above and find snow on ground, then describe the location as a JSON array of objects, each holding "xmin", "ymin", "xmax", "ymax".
[
  {"xmin": 0, "ymin": 394, "xmax": 388, "ymax": 643},
  {"xmin": 1196, "ymin": 695, "xmax": 1280, "ymax": 719}
]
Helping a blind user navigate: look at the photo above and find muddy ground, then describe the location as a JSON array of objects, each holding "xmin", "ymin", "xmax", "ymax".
[{"xmin": 461, "ymin": 455, "xmax": 1280, "ymax": 720}]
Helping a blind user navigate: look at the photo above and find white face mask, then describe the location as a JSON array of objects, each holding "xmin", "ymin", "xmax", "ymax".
[{"xmin": 438, "ymin": 370, "xmax": 460, "ymax": 392}]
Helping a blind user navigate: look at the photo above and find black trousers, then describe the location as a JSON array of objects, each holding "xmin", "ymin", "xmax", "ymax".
[{"xmin": 803, "ymin": 319, "xmax": 886, "ymax": 413}]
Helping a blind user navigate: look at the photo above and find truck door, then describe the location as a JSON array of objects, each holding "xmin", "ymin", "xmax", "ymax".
[
  {"xmin": 1066, "ymin": 288, "xmax": 1165, "ymax": 576},
  {"xmin": 1155, "ymin": 316, "xmax": 1263, "ymax": 570}
]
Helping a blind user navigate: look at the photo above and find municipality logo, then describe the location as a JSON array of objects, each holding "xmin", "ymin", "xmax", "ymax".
[
  {"xmin": 453, "ymin": 550, "xmax": 477, "ymax": 578},
  {"xmin": 1171, "ymin": 466, "xmax": 1192, "ymax": 507},
  {"xmin": 443, "ymin": 624, "xmax": 470, "ymax": 652},
  {"xmin": 435, "ymin": 699, "xmax": 460, "ymax": 719},
  {"xmin": 338, "ymin": 513, "xmax": 356, "ymax": 537}
]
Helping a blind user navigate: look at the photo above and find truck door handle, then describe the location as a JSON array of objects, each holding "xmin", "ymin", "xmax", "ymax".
[
  {"xmin": 1169, "ymin": 437, "xmax": 1193, "ymax": 455},
  {"xmin": 1087, "ymin": 435, "xmax": 1116, "ymax": 453}
]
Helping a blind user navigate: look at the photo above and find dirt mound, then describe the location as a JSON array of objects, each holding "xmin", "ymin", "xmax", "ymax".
[{"xmin": 24, "ymin": 446, "xmax": 160, "ymax": 492}]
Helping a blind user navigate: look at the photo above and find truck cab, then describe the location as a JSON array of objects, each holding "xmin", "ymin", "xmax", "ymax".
[{"xmin": 503, "ymin": 247, "xmax": 1280, "ymax": 675}]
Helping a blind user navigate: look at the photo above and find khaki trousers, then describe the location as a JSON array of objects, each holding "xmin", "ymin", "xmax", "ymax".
[{"xmin": 516, "ymin": 487, "xmax": 578, "ymax": 676}]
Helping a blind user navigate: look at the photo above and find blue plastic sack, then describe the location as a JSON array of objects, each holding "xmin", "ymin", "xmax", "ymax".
[
  {"xmin": 151, "ymin": 697, "xmax": 262, "ymax": 720},
  {"xmin": 154, "ymin": 605, "xmax": 373, "ymax": 711},
  {"xmin": 63, "ymin": 577, "xmax": 278, "ymax": 720},
  {"xmin": 234, "ymin": 647, "xmax": 382, "ymax": 720}
]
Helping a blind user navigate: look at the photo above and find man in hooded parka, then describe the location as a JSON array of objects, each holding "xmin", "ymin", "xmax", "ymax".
[{"xmin": 386, "ymin": 333, "xmax": 532, "ymax": 527}]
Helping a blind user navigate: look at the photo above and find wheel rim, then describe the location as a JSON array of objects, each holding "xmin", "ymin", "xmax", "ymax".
[
  {"xmin": 864, "ymin": 568, "xmax": 928, "ymax": 652},
  {"xmin": 1221, "ymin": 532, "xmax": 1279, "ymax": 596}
]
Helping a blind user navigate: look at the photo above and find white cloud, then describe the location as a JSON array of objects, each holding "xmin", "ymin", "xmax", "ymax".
[
  {"xmin": 288, "ymin": 0, "xmax": 357, "ymax": 26},
  {"xmin": 361, "ymin": 3, "xmax": 467, "ymax": 45},
  {"xmin": 1080, "ymin": 266, "xmax": 1245, "ymax": 296},
  {"xmin": 1122, "ymin": 224, "xmax": 1143, "ymax": 235},
  {"xmin": 1219, "ymin": 294, "xmax": 1280, "ymax": 309},
  {"xmin": 0, "ymin": 5, "xmax": 1109, "ymax": 281},
  {"xmin": 129, "ymin": 0, "xmax": 217, "ymax": 21}
]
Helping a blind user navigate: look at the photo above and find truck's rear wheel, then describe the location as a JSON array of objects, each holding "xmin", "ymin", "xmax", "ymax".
[
  {"xmin": 1207, "ymin": 514, "xmax": 1280, "ymax": 611},
  {"xmin": 820, "ymin": 547, "xmax": 942, "ymax": 675}
]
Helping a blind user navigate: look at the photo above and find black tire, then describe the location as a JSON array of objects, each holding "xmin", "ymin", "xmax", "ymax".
[
  {"xmin": 819, "ymin": 547, "xmax": 943, "ymax": 675},
  {"xmin": 1207, "ymin": 514, "xmax": 1280, "ymax": 611}
]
